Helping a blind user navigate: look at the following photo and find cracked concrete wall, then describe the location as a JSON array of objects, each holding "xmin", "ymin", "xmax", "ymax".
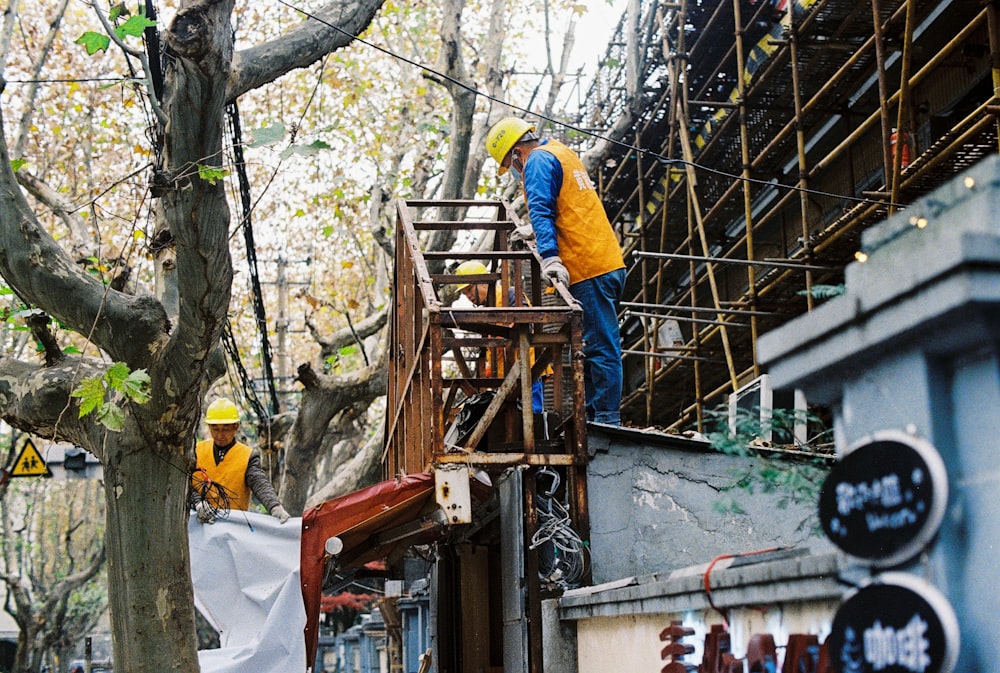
[{"xmin": 586, "ymin": 428, "xmax": 832, "ymax": 584}]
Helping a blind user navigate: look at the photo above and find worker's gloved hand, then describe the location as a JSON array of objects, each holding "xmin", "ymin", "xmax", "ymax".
[
  {"xmin": 540, "ymin": 256, "xmax": 570, "ymax": 288},
  {"xmin": 270, "ymin": 505, "xmax": 290, "ymax": 524},
  {"xmin": 508, "ymin": 223, "xmax": 535, "ymax": 249},
  {"xmin": 195, "ymin": 501, "xmax": 215, "ymax": 525}
]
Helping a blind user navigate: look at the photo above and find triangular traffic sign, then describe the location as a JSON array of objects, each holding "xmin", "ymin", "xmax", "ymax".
[{"xmin": 10, "ymin": 438, "xmax": 52, "ymax": 478}]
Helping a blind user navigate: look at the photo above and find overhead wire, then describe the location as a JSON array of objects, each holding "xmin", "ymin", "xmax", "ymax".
[{"xmin": 275, "ymin": 0, "xmax": 904, "ymax": 210}]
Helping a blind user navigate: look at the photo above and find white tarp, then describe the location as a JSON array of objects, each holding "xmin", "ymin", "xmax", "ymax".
[{"xmin": 188, "ymin": 511, "xmax": 307, "ymax": 673}]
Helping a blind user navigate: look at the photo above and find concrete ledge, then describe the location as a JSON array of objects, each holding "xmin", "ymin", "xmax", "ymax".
[{"xmin": 558, "ymin": 551, "xmax": 847, "ymax": 620}]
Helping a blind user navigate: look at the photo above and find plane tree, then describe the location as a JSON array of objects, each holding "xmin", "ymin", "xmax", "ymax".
[{"xmin": 0, "ymin": 1, "xmax": 383, "ymax": 670}]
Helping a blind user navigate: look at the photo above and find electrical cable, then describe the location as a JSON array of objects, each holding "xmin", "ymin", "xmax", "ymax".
[
  {"xmin": 226, "ymin": 101, "xmax": 280, "ymax": 420},
  {"xmin": 529, "ymin": 467, "xmax": 588, "ymax": 589},
  {"xmin": 275, "ymin": 0, "xmax": 904, "ymax": 210}
]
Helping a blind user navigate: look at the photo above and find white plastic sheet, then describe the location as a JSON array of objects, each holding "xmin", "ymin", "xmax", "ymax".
[{"xmin": 188, "ymin": 511, "xmax": 307, "ymax": 673}]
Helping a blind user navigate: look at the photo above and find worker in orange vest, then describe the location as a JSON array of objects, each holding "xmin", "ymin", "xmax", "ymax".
[
  {"xmin": 190, "ymin": 398, "xmax": 290, "ymax": 524},
  {"xmin": 486, "ymin": 118, "xmax": 625, "ymax": 424}
]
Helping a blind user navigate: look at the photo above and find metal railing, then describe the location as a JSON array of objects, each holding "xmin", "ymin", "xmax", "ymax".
[{"xmin": 382, "ymin": 199, "xmax": 588, "ymax": 478}]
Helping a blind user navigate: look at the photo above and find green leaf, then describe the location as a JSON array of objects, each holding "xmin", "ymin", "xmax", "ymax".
[
  {"xmin": 279, "ymin": 140, "xmax": 332, "ymax": 160},
  {"xmin": 120, "ymin": 369, "xmax": 151, "ymax": 404},
  {"xmin": 108, "ymin": 3, "xmax": 128, "ymax": 22},
  {"xmin": 248, "ymin": 123, "xmax": 287, "ymax": 148},
  {"xmin": 103, "ymin": 361, "xmax": 131, "ymax": 388},
  {"xmin": 10, "ymin": 158, "xmax": 25, "ymax": 172},
  {"xmin": 797, "ymin": 284, "xmax": 845, "ymax": 299},
  {"xmin": 114, "ymin": 15, "xmax": 156, "ymax": 40},
  {"xmin": 196, "ymin": 164, "xmax": 230, "ymax": 185},
  {"xmin": 71, "ymin": 377, "xmax": 107, "ymax": 418},
  {"xmin": 76, "ymin": 31, "xmax": 111, "ymax": 55},
  {"xmin": 96, "ymin": 404, "xmax": 125, "ymax": 431},
  {"xmin": 338, "ymin": 345, "xmax": 357, "ymax": 357}
]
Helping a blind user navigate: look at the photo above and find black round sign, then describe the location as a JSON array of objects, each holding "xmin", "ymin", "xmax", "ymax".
[
  {"xmin": 818, "ymin": 429, "xmax": 947, "ymax": 567},
  {"xmin": 828, "ymin": 573, "xmax": 959, "ymax": 673}
]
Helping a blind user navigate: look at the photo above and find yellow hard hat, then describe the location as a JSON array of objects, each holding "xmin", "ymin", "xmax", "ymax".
[
  {"xmin": 486, "ymin": 117, "xmax": 535, "ymax": 175},
  {"xmin": 205, "ymin": 398, "xmax": 240, "ymax": 425},
  {"xmin": 455, "ymin": 260, "xmax": 488, "ymax": 290}
]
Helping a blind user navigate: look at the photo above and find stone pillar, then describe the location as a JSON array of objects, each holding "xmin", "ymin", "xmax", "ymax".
[{"xmin": 760, "ymin": 156, "xmax": 1000, "ymax": 672}]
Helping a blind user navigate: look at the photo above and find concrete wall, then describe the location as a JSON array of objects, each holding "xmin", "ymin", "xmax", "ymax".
[
  {"xmin": 760, "ymin": 156, "xmax": 1000, "ymax": 672},
  {"xmin": 586, "ymin": 425, "xmax": 833, "ymax": 584},
  {"xmin": 558, "ymin": 549, "xmax": 845, "ymax": 673}
]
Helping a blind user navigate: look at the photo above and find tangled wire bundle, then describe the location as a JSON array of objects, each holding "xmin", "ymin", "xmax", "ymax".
[
  {"xmin": 188, "ymin": 468, "xmax": 237, "ymax": 521},
  {"xmin": 529, "ymin": 468, "xmax": 589, "ymax": 589}
]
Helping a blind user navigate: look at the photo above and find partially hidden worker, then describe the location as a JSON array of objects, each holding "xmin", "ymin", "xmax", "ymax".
[
  {"xmin": 455, "ymin": 260, "xmax": 548, "ymax": 413},
  {"xmin": 190, "ymin": 397, "xmax": 290, "ymax": 524},
  {"xmin": 485, "ymin": 117, "xmax": 625, "ymax": 424}
]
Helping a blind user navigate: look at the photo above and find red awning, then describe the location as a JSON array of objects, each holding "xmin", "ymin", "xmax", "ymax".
[{"xmin": 300, "ymin": 473, "xmax": 442, "ymax": 665}]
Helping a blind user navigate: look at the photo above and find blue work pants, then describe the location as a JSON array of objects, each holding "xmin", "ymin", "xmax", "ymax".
[{"xmin": 570, "ymin": 268, "xmax": 624, "ymax": 424}]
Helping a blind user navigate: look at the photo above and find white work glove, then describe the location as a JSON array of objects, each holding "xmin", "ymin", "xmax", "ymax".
[
  {"xmin": 195, "ymin": 501, "xmax": 215, "ymax": 525},
  {"xmin": 508, "ymin": 223, "xmax": 535, "ymax": 248},
  {"xmin": 540, "ymin": 256, "xmax": 570, "ymax": 288},
  {"xmin": 270, "ymin": 504, "xmax": 290, "ymax": 524}
]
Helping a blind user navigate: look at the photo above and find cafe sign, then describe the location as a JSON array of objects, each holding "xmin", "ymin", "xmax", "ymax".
[{"xmin": 819, "ymin": 429, "xmax": 947, "ymax": 567}]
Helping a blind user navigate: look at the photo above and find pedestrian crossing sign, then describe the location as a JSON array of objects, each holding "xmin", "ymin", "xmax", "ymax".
[{"xmin": 11, "ymin": 438, "xmax": 52, "ymax": 478}]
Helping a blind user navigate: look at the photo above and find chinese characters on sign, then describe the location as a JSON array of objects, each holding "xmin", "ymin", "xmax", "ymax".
[{"xmin": 819, "ymin": 431, "xmax": 946, "ymax": 567}]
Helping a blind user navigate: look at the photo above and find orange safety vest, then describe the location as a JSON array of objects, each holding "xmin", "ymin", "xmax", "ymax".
[
  {"xmin": 527, "ymin": 140, "xmax": 625, "ymax": 284},
  {"xmin": 192, "ymin": 440, "xmax": 252, "ymax": 511}
]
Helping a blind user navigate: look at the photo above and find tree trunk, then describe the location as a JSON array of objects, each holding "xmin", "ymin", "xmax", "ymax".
[{"xmin": 103, "ymin": 429, "xmax": 200, "ymax": 673}]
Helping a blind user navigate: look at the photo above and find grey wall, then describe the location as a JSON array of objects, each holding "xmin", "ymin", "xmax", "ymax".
[
  {"xmin": 760, "ymin": 156, "xmax": 1000, "ymax": 673},
  {"xmin": 586, "ymin": 425, "xmax": 832, "ymax": 584}
]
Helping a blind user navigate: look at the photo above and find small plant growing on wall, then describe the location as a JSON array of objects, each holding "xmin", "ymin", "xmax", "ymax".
[{"xmin": 703, "ymin": 405, "xmax": 833, "ymax": 531}]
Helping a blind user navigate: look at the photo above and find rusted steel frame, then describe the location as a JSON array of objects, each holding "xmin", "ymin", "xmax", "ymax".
[
  {"xmin": 889, "ymin": 0, "xmax": 917, "ymax": 216},
  {"xmin": 429, "ymin": 316, "xmax": 445, "ymax": 467},
  {"xmin": 403, "ymin": 198, "xmax": 501, "ymax": 209},
  {"xmin": 990, "ymin": 2, "xmax": 1000, "ymax": 152},
  {"xmin": 423, "ymin": 250, "xmax": 535, "ymax": 260},
  {"xmin": 440, "ymin": 307, "xmax": 576, "ymax": 325},
  {"xmin": 411, "ymin": 221, "xmax": 511, "ymax": 231},
  {"xmin": 382, "ymin": 320, "xmax": 431, "ymax": 467},
  {"xmin": 789, "ymin": 23, "xmax": 816, "ymax": 311},
  {"xmin": 809, "ymin": 7, "xmax": 988, "ymax": 178},
  {"xmin": 396, "ymin": 203, "xmax": 442, "ymax": 310},
  {"xmin": 872, "ymin": 0, "xmax": 894, "ymax": 186},
  {"xmin": 435, "ymin": 453, "xmax": 585, "ymax": 466},
  {"xmin": 732, "ymin": 0, "xmax": 761, "ymax": 378}
]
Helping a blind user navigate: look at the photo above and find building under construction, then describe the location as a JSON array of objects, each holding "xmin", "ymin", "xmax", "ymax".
[
  {"xmin": 566, "ymin": 0, "xmax": 998, "ymax": 433},
  {"xmin": 309, "ymin": 2, "xmax": 1000, "ymax": 671}
]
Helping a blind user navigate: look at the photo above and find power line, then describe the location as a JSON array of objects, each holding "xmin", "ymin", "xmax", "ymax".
[{"xmin": 275, "ymin": 0, "xmax": 904, "ymax": 210}]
